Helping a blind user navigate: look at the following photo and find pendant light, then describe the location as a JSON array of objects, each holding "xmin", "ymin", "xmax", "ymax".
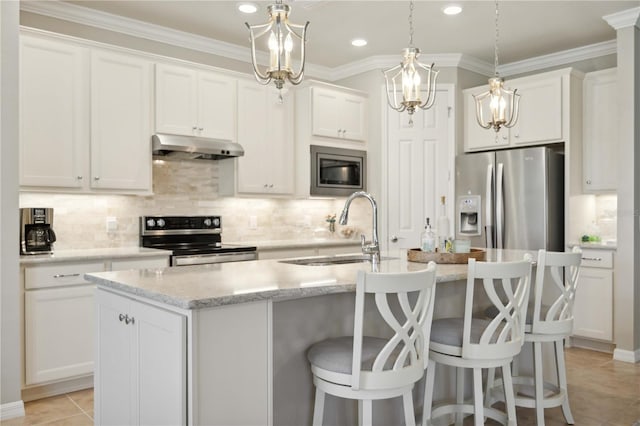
[
  {"xmin": 245, "ymin": 0, "xmax": 309, "ymax": 93},
  {"xmin": 474, "ymin": 0, "xmax": 520, "ymax": 132},
  {"xmin": 383, "ymin": 0, "xmax": 439, "ymax": 125}
]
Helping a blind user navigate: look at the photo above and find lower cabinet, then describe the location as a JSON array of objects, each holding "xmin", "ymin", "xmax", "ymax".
[
  {"xmin": 95, "ymin": 289, "xmax": 186, "ymax": 426},
  {"xmin": 573, "ymin": 249, "xmax": 614, "ymax": 341}
]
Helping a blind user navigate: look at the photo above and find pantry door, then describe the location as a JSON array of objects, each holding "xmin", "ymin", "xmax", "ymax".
[{"xmin": 386, "ymin": 86, "xmax": 454, "ymax": 250}]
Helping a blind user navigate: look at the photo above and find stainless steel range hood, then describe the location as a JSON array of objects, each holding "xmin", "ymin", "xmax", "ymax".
[{"xmin": 152, "ymin": 134, "xmax": 244, "ymax": 160}]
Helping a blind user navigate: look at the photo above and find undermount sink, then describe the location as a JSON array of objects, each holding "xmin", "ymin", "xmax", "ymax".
[{"xmin": 279, "ymin": 254, "xmax": 395, "ymax": 266}]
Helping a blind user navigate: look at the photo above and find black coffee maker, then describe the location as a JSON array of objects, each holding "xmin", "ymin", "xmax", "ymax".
[{"xmin": 20, "ymin": 207, "xmax": 57, "ymax": 255}]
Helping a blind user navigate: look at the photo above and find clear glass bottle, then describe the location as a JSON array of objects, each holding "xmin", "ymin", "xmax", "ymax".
[
  {"xmin": 437, "ymin": 196, "xmax": 451, "ymax": 252},
  {"xmin": 421, "ymin": 217, "xmax": 436, "ymax": 252}
]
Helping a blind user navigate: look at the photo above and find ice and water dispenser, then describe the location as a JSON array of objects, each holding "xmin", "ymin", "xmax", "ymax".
[{"xmin": 457, "ymin": 195, "xmax": 481, "ymax": 237}]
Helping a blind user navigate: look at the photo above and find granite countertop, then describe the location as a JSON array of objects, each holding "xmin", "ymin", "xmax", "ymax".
[
  {"xmin": 230, "ymin": 238, "xmax": 361, "ymax": 250},
  {"xmin": 20, "ymin": 247, "xmax": 173, "ymax": 265},
  {"xmin": 85, "ymin": 248, "xmax": 535, "ymax": 310}
]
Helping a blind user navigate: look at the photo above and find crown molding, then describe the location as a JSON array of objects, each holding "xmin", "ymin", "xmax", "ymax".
[
  {"xmin": 603, "ymin": 7, "xmax": 640, "ymax": 30},
  {"xmin": 20, "ymin": 0, "xmax": 619, "ymax": 82},
  {"xmin": 498, "ymin": 39, "xmax": 617, "ymax": 77}
]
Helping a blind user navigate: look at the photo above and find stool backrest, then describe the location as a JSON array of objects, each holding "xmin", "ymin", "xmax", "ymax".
[
  {"xmin": 530, "ymin": 247, "xmax": 582, "ymax": 335},
  {"xmin": 463, "ymin": 256, "xmax": 532, "ymax": 360},
  {"xmin": 351, "ymin": 262, "xmax": 437, "ymax": 391}
]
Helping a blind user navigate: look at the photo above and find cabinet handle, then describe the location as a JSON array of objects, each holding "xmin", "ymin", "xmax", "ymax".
[
  {"xmin": 514, "ymin": 134, "xmax": 520, "ymax": 138},
  {"xmin": 125, "ymin": 315, "xmax": 135, "ymax": 325},
  {"xmin": 586, "ymin": 179, "xmax": 592, "ymax": 185},
  {"xmin": 198, "ymin": 127, "xmax": 204, "ymax": 131},
  {"xmin": 94, "ymin": 176, "xmax": 100, "ymax": 181},
  {"xmin": 119, "ymin": 313, "xmax": 126, "ymax": 322},
  {"xmin": 53, "ymin": 273, "xmax": 80, "ymax": 278},
  {"xmin": 391, "ymin": 236, "xmax": 398, "ymax": 243},
  {"xmin": 269, "ymin": 184, "xmax": 274, "ymax": 188},
  {"xmin": 192, "ymin": 126, "xmax": 198, "ymax": 130},
  {"xmin": 582, "ymin": 257, "xmax": 603, "ymax": 261},
  {"xmin": 76, "ymin": 176, "xmax": 83, "ymax": 180}
]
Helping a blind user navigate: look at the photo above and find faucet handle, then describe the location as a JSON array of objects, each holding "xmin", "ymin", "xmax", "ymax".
[{"xmin": 360, "ymin": 234, "xmax": 366, "ymax": 248}]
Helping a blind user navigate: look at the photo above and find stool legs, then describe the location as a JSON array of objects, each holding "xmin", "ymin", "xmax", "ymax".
[
  {"xmin": 555, "ymin": 340, "xmax": 574, "ymax": 424},
  {"xmin": 533, "ymin": 341, "xmax": 545, "ymax": 425},
  {"xmin": 422, "ymin": 359, "xmax": 436, "ymax": 426},
  {"xmin": 472, "ymin": 368, "xmax": 484, "ymax": 426},
  {"xmin": 312, "ymin": 388, "xmax": 325, "ymax": 426},
  {"xmin": 502, "ymin": 363, "xmax": 517, "ymax": 426},
  {"xmin": 403, "ymin": 391, "xmax": 416, "ymax": 426},
  {"xmin": 456, "ymin": 367, "xmax": 465, "ymax": 426}
]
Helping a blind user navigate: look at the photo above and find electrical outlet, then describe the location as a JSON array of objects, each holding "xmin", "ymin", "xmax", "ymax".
[
  {"xmin": 249, "ymin": 216, "xmax": 258, "ymax": 230},
  {"xmin": 106, "ymin": 216, "xmax": 118, "ymax": 232}
]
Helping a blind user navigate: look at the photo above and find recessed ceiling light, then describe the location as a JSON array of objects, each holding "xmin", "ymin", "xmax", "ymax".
[
  {"xmin": 238, "ymin": 3, "xmax": 258, "ymax": 14},
  {"xmin": 442, "ymin": 4, "xmax": 462, "ymax": 15},
  {"xmin": 351, "ymin": 38, "xmax": 367, "ymax": 47}
]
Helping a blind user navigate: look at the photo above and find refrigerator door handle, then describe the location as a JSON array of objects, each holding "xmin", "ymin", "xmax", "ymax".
[
  {"xmin": 496, "ymin": 162, "xmax": 505, "ymax": 249},
  {"xmin": 485, "ymin": 163, "xmax": 494, "ymax": 248}
]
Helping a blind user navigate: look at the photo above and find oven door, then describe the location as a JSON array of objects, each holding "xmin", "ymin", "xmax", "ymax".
[{"xmin": 172, "ymin": 251, "xmax": 257, "ymax": 266}]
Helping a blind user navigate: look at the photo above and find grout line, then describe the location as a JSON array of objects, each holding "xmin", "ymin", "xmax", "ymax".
[{"xmin": 65, "ymin": 393, "xmax": 93, "ymax": 420}]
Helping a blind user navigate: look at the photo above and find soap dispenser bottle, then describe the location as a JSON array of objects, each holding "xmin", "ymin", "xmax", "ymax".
[{"xmin": 421, "ymin": 217, "xmax": 436, "ymax": 252}]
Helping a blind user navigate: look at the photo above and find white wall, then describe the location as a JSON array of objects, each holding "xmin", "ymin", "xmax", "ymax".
[{"xmin": 1, "ymin": 0, "xmax": 23, "ymax": 415}]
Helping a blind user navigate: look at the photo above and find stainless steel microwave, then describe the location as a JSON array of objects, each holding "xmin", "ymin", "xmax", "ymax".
[{"xmin": 310, "ymin": 145, "xmax": 367, "ymax": 197}]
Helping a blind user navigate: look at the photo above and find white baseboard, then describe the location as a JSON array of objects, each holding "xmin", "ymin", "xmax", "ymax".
[
  {"xmin": 0, "ymin": 400, "xmax": 25, "ymax": 420},
  {"xmin": 613, "ymin": 348, "xmax": 640, "ymax": 363}
]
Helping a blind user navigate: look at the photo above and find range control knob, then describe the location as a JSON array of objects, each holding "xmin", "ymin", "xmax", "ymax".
[
  {"xmin": 203, "ymin": 218, "xmax": 212, "ymax": 227},
  {"xmin": 146, "ymin": 218, "xmax": 156, "ymax": 228},
  {"xmin": 212, "ymin": 217, "xmax": 221, "ymax": 227},
  {"xmin": 156, "ymin": 219, "xmax": 166, "ymax": 227}
]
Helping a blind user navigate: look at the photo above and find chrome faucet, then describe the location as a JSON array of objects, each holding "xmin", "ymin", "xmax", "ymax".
[{"xmin": 339, "ymin": 191, "xmax": 380, "ymax": 260}]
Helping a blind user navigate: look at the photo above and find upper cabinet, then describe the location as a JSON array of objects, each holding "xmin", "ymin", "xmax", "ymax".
[
  {"xmin": 20, "ymin": 36, "xmax": 89, "ymax": 189},
  {"xmin": 19, "ymin": 33, "xmax": 153, "ymax": 194},
  {"xmin": 464, "ymin": 70, "xmax": 567, "ymax": 152},
  {"xmin": 311, "ymin": 86, "xmax": 367, "ymax": 142},
  {"xmin": 220, "ymin": 80, "xmax": 294, "ymax": 196},
  {"xmin": 582, "ymin": 68, "xmax": 617, "ymax": 193},
  {"xmin": 155, "ymin": 63, "xmax": 236, "ymax": 142}
]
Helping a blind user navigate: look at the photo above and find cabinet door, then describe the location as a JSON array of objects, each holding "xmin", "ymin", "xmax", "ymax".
[
  {"xmin": 510, "ymin": 75, "xmax": 563, "ymax": 145},
  {"xmin": 95, "ymin": 289, "xmax": 134, "ymax": 426},
  {"xmin": 198, "ymin": 71, "xmax": 236, "ymax": 141},
  {"xmin": 311, "ymin": 87, "xmax": 341, "ymax": 139},
  {"xmin": 463, "ymin": 86, "xmax": 508, "ymax": 152},
  {"xmin": 91, "ymin": 50, "xmax": 152, "ymax": 191},
  {"xmin": 583, "ymin": 69, "xmax": 617, "ymax": 192},
  {"xmin": 19, "ymin": 36, "xmax": 89, "ymax": 188},
  {"xmin": 134, "ymin": 299, "xmax": 186, "ymax": 426},
  {"xmin": 341, "ymin": 93, "xmax": 367, "ymax": 141},
  {"xmin": 155, "ymin": 63, "xmax": 197, "ymax": 136},
  {"xmin": 572, "ymin": 267, "xmax": 613, "ymax": 341},
  {"xmin": 25, "ymin": 285, "xmax": 95, "ymax": 385},
  {"xmin": 236, "ymin": 82, "xmax": 293, "ymax": 195}
]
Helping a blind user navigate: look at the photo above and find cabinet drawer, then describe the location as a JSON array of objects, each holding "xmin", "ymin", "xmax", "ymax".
[
  {"xmin": 25, "ymin": 261, "xmax": 105, "ymax": 289},
  {"xmin": 580, "ymin": 249, "xmax": 613, "ymax": 269}
]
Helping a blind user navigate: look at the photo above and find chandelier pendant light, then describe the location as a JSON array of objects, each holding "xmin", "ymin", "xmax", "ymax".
[
  {"xmin": 383, "ymin": 0, "xmax": 439, "ymax": 125},
  {"xmin": 474, "ymin": 0, "xmax": 520, "ymax": 132},
  {"xmin": 245, "ymin": 0, "xmax": 309, "ymax": 92}
]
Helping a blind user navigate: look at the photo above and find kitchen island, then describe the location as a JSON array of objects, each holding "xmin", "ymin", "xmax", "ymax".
[{"xmin": 85, "ymin": 249, "xmax": 534, "ymax": 426}]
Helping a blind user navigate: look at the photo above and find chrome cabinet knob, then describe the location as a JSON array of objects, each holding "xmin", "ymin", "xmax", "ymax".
[
  {"xmin": 77, "ymin": 176, "xmax": 83, "ymax": 180},
  {"xmin": 119, "ymin": 313, "xmax": 126, "ymax": 322},
  {"xmin": 391, "ymin": 236, "xmax": 399, "ymax": 243},
  {"xmin": 586, "ymin": 179, "xmax": 592, "ymax": 185},
  {"xmin": 94, "ymin": 176, "xmax": 100, "ymax": 181}
]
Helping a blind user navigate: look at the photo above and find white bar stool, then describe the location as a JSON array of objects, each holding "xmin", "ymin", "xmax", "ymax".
[
  {"xmin": 486, "ymin": 248, "xmax": 582, "ymax": 425},
  {"xmin": 307, "ymin": 263, "xmax": 438, "ymax": 426},
  {"xmin": 422, "ymin": 256, "xmax": 533, "ymax": 426}
]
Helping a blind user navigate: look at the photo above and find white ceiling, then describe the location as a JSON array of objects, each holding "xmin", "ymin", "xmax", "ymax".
[{"xmin": 27, "ymin": 1, "xmax": 640, "ymax": 71}]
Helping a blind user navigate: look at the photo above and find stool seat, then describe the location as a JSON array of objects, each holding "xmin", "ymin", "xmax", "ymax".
[
  {"xmin": 308, "ymin": 336, "xmax": 390, "ymax": 375},
  {"xmin": 429, "ymin": 318, "xmax": 495, "ymax": 357}
]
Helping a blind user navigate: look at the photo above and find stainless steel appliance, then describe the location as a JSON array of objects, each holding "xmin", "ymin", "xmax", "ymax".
[
  {"xmin": 140, "ymin": 216, "xmax": 257, "ymax": 266},
  {"xmin": 455, "ymin": 146, "xmax": 564, "ymax": 251},
  {"xmin": 152, "ymin": 134, "xmax": 245, "ymax": 161},
  {"xmin": 20, "ymin": 207, "xmax": 57, "ymax": 255},
  {"xmin": 310, "ymin": 145, "xmax": 366, "ymax": 197}
]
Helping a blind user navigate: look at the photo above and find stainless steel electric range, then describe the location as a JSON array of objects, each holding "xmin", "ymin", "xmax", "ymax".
[{"xmin": 140, "ymin": 216, "xmax": 257, "ymax": 266}]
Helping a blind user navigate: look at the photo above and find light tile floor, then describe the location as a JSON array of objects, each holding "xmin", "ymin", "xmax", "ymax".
[{"xmin": 1, "ymin": 348, "xmax": 638, "ymax": 425}]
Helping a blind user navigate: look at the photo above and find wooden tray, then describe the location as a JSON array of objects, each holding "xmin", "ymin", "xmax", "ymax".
[{"xmin": 407, "ymin": 248, "xmax": 486, "ymax": 264}]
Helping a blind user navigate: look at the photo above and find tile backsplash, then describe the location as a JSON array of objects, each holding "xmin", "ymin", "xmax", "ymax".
[
  {"xmin": 19, "ymin": 159, "xmax": 371, "ymax": 250},
  {"xmin": 594, "ymin": 194, "xmax": 617, "ymax": 241}
]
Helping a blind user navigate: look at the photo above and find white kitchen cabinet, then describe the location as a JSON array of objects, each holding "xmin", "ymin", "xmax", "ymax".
[
  {"xmin": 464, "ymin": 70, "xmax": 567, "ymax": 152},
  {"xmin": 24, "ymin": 261, "xmax": 104, "ymax": 385},
  {"xmin": 583, "ymin": 68, "xmax": 618, "ymax": 192},
  {"xmin": 19, "ymin": 35, "xmax": 89, "ymax": 188},
  {"xmin": 573, "ymin": 248, "xmax": 614, "ymax": 341},
  {"xmin": 19, "ymin": 33, "xmax": 153, "ymax": 194},
  {"xmin": 227, "ymin": 79, "xmax": 294, "ymax": 195},
  {"xmin": 90, "ymin": 50, "xmax": 152, "ymax": 191},
  {"xmin": 95, "ymin": 289, "xmax": 186, "ymax": 426},
  {"xmin": 155, "ymin": 63, "xmax": 236, "ymax": 141},
  {"xmin": 311, "ymin": 85, "xmax": 367, "ymax": 142}
]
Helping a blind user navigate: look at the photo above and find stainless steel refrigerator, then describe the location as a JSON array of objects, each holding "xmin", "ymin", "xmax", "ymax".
[{"xmin": 455, "ymin": 146, "xmax": 564, "ymax": 251}]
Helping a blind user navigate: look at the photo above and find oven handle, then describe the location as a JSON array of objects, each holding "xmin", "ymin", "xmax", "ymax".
[{"xmin": 172, "ymin": 251, "xmax": 257, "ymax": 266}]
